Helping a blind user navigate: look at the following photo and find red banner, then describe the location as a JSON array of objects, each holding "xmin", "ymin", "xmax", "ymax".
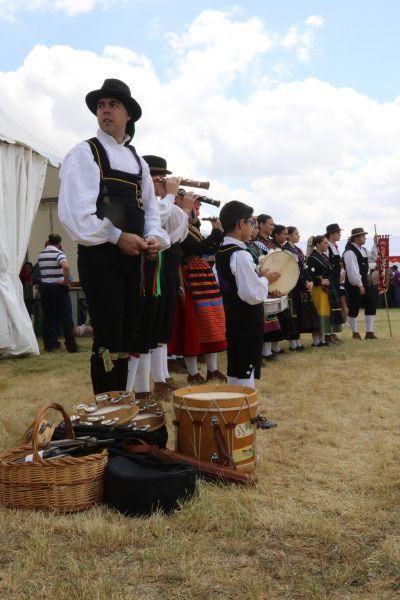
[{"xmin": 377, "ymin": 235, "xmax": 390, "ymax": 292}]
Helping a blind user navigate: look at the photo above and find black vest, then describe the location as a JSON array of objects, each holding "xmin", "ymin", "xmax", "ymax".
[
  {"xmin": 215, "ymin": 244, "xmax": 264, "ymax": 335},
  {"xmin": 345, "ymin": 243, "xmax": 369, "ymax": 287},
  {"xmin": 327, "ymin": 243, "xmax": 341, "ymax": 288},
  {"xmin": 87, "ymin": 137, "xmax": 145, "ymax": 236}
]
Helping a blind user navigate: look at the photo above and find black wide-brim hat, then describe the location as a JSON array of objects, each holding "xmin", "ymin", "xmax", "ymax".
[
  {"xmin": 85, "ymin": 78, "xmax": 142, "ymax": 139},
  {"xmin": 326, "ymin": 223, "xmax": 342, "ymax": 235},
  {"xmin": 142, "ymin": 155, "xmax": 172, "ymax": 175},
  {"xmin": 350, "ymin": 227, "xmax": 368, "ymax": 238}
]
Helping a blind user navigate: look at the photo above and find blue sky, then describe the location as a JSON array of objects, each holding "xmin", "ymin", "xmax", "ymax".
[
  {"xmin": 1, "ymin": 0, "xmax": 400, "ymax": 236},
  {"xmin": 2, "ymin": 0, "xmax": 400, "ymax": 101}
]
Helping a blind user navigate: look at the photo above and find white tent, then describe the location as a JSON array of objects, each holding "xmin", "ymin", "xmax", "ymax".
[{"xmin": 0, "ymin": 108, "xmax": 61, "ymax": 357}]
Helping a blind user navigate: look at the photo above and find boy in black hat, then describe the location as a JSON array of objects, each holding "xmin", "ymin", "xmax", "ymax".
[
  {"xmin": 343, "ymin": 228, "xmax": 378, "ymax": 339},
  {"xmin": 58, "ymin": 79, "xmax": 169, "ymax": 393}
]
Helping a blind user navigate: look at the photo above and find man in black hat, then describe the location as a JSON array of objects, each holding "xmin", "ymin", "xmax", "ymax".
[
  {"xmin": 126, "ymin": 155, "xmax": 195, "ymax": 401},
  {"xmin": 343, "ymin": 228, "xmax": 378, "ymax": 339},
  {"xmin": 58, "ymin": 79, "xmax": 170, "ymax": 393},
  {"xmin": 325, "ymin": 223, "xmax": 345, "ymax": 342}
]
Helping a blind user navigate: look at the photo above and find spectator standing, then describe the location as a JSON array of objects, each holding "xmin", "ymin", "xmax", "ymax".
[
  {"xmin": 391, "ymin": 265, "xmax": 400, "ymax": 307},
  {"xmin": 37, "ymin": 234, "xmax": 78, "ymax": 353}
]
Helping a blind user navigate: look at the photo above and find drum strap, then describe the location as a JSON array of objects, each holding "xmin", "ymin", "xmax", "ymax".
[
  {"xmin": 120, "ymin": 440, "xmax": 256, "ymax": 486},
  {"xmin": 211, "ymin": 418, "xmax": 236, "ymax": 469}
]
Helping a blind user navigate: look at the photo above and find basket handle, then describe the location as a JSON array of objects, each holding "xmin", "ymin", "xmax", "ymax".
[{"xmin": 31, "ymin": 402, "xmax": 75, "ymax": 461}]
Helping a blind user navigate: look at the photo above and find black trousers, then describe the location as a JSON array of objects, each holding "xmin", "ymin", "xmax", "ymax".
[
  {"xmin": 78, "ymin": 244, "xmax": 142, "ymax": 354},
  {"xmin": 78, "ymin": 244, "xmax": 142, "ymax": 394},
  {"xmin": 346, "ymin": 283, "xmax": 376, "ymax": 317},
  {"xmin": 225, "ymin": 303, "xmax": 264, "ymax": 380},
  {"xmin": 40, "ymin": 284, "xmax": 76, "ymax": 351},
  {"xmin": 150, "ymin": 243, "xmax": 181, "ymax": 347}
]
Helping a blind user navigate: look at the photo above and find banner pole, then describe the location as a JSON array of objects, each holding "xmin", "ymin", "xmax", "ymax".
[{"xmin": 375, "ymin": 224, "xmax": 393, "ymax": 338}]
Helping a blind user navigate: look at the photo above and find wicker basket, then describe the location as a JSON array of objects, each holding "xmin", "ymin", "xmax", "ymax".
[{"xmin": 0, "ymin": 402, "xmax": 108, "ymax": 513}]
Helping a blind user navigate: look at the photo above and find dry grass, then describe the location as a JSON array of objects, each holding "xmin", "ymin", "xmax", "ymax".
[{"xmin": 0, "ymin": 311, "xmax": 400, "ymax": 599}]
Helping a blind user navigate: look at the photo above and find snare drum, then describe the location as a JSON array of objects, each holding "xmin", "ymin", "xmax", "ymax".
[
  {"xmin": 173, "ymin": 384, "xmax": 258, "ymax": 471},
  {"xmin": 264, "ymin": 295, "xmax": 288, "ymax": 315}
]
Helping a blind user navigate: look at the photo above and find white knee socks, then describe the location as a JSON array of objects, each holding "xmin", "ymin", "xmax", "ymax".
[
  {"xmin": 262, "ymin": 342, "xmax": 272, "ymax": 356},
  {"xmin": 205, "ymin": 353, "xmax": 217, "ymax": 373},
  {"xmin": 227, "ymin": 370, "xmax": 255, "ymax": 388},
  {"xmin": 150, "ymin": 346, "xmax": 165, "ymax": 383},
  {"xmin": 184, "ymin": 356, "xmax": 198, "ymax": 376},
  {"xmin": 162, "ymin": 344, "xmax": 170, "ymax": 380},
  {"xmin": 135, "ymin": 353, "xmax": 151, "ymax": 393},
  {"xmin": 365, "ymin": 315, "xmax": 375, "ymax": 332},
  {"xmin": 126, "ymin": 355, "xmax": 139, "ymax": 392},
  {"xmin": 348, "ymin": 317, "xmax": 358, "ymax": 333},
  {"xmin": 312, "ymin": 333, "xmax": 321, "ymax": 345}
]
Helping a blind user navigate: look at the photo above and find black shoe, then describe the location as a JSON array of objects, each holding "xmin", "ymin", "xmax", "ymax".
[
  {"xmin": 296, "ymin": 345, "xmax": 306, "ymax": 351},
  {"xmin": 43, "ymin": 342, "xmax": 61, "ymax": 352},
  {"xmin": 65, "ymin": 342, "xmax": 79, "ymax": 353},
  {"xmin": 263, "ymin": 354, "xmax": 278, "ymax": 361},
  {"xmin": 271, "ymin": 348, "xmax": 285, "ymax": 355},
  {"xmin": 256, "ymin": 415, "xmax": 278, "ymax": 430}
]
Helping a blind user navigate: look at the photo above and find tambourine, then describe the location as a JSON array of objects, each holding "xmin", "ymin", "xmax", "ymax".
[
  {"xmin": 73, "ymin": 391, "xmax": 139, "ymax": 426},
  {"xmin": 259, "ymin": 250, "xmax": 300, "ymax": 295}
]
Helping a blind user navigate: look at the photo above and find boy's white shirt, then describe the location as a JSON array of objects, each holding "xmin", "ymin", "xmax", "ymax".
[{"xmin": 214, "ymin": 236, "xmax": 269, "ymax": 305}]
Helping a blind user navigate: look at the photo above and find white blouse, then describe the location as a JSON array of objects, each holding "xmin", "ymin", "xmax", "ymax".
[{"xmin": 58, "ymin": 128, "xmax": 169, "ymax": 249}]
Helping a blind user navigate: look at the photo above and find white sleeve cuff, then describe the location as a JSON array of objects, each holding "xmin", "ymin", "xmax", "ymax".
[{"xmin": 106, "ymin": 219, "xmax": 122, "ymax": 245}]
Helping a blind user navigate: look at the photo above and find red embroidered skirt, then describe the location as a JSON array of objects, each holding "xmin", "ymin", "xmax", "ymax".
[{"xmin": 168, "ymin": 258, "xmax": 227, "ymax": 356}]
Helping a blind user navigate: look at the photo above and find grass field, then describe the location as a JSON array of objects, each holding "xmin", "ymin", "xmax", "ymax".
[{"xmin": 0, "ymin": 311, "xmax": 399, "ymax": 599}]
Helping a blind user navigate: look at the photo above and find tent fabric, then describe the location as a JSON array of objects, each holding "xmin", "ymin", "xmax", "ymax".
[{"xmin": 0, "ymin": 141, "xmax": 47, "ymax": 356}]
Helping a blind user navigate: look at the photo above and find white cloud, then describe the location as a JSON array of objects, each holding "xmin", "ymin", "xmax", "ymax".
[
  {"xmin": 0, "ymin": 9, "xmax": 399, "ymax": 238},
  {"xmin": 0, "ymin": 0, "xmax": 123, "ymax": 19},
  {"xmin": 306, "ymin": 15, "xmax": 324, "ymax": 28},
  {"xmin": 280, "ymin": 15, "xmax": 324, "ymax": 62}
]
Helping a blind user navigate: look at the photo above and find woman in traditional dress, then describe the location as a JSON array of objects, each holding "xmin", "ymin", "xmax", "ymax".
[
  {"xmin": 306, "ymin": 235, "xmax": 343, "ymax": 346},
  {"xmin": 270, "ymin": 225, "xmax": 300, "ymax": 351},
  {"xmin": 284, "ymin": 226, "xmax": 318, "ymax": 350},
  {"xmin": 246, "ymin": 218, "xmax": 264, "ymax": 264},
  {"xmin": 168, "ymin": 200, "xmax": 227, "ymax": 384},
  {"xmin": 254, "ymin": 216, "xmax": 284, "ymax": 361},
  {"xmin": 255, "ymin": 214, "xmax": 275, "ymax": 254}
]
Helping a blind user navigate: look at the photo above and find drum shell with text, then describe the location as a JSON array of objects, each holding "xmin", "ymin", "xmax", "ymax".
[{"xmin": 173, "ymin": 384, "xmax": 258, "ymax": 471}]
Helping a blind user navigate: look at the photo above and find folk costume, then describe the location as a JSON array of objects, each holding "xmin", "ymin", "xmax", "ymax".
[
  {"xmin": 168, "ymin": 223, "xmax": 226, "ymax": 381},
  {"xmin": 343, "ymin": 229, "xmax": 378, "ymax": 338},
  {"xmin": 283, "ymin": 242, "xmax": 318, "ymax": 346},
  {"xmin": 246, "ymin": 240, "xmax": 264, "ymax": 264},
  {"xmin": 253, "ymin": 236, "xmax": 284, "ymax": 357},
  {"xmin": 58, "ymin": 79, "xmax": 169, "ymax": 394},
  {"xmin": 307, "ymin": 249, "xmax": 343, "ymax": 342},
  {"xmin": 128, "ymin": 155, "xmax": 189, "ymax": 399},
  {"xmin": 216, "ymin": 237, "xmax": 268, "ymax": 387},
  {"xmin": 326, "ymin": 241, "xmax": 341, "ymax": 292}
]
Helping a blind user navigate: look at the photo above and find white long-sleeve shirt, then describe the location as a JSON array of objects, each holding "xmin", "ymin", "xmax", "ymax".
[
  {"xmin": 58, "ymin": 128, "xmax": 169, "ymax": 249},
  {"xmin": 217, "ymin": 237, "xmax": 269, "ymax": 305},
  {"xmin": 343, "ymin": 242, "xmax": 377, "ymax": 287},
  {"xmin": 157, "ymin": 194, "xmax": 188, "ymax": 244}
]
